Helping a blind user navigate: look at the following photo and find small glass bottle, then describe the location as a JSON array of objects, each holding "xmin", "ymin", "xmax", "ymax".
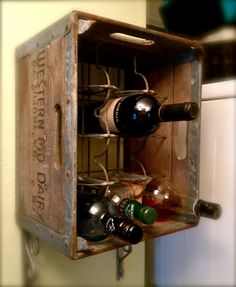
[
  {"xmin": 106, "ymin": 183, "xmax": 157, "ymax": 225},
  {"xmin": 77, "ymin": 191, "xmax": 143, "ymax": 244},
  {"xmin": 142, "ymin": 179, "xmax": 222, "ymax": 221}
]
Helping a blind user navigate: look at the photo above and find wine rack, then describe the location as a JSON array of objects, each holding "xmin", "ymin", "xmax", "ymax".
[{"xmin": 16, "ymin": 11, "xmax": 203, "ymax": 259}]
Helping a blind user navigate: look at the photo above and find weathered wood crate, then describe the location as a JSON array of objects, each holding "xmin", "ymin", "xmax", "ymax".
[{"xmin": 16, "ymin": 11, "xmax": 203, "ymax": 259}]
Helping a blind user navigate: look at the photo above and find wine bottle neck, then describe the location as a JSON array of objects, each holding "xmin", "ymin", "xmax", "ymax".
[
  {"xmin": 119, "ymin": 198, "xmax": 157, "ymax": 224},
  {"xmin": 102, "ymin": 214, "xmax": 143, "ymax": 244},
  {"xmin": 118, "ymin": 198, "xmax": 139, "ymax": 219},
  {"xmin": 158, "ymin": 102, "xmax": 199, "ymax": 122},
  {"xmin": 193, "ymin": 199, "xmax": 222, "ymax": 219}
]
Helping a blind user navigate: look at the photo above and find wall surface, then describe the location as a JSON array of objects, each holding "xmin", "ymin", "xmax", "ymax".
[
  {"xmin": 150, "ymin": 79, "xmax": 236, "ymax": 287},
  {"xmin": 0, "ymin": 1, "xmax": 146, "ymax": 286}
]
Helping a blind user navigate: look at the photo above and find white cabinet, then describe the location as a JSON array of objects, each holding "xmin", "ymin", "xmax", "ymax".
[{"xmin": 151, "ymin": 79, "xmax": 236, "ymax": 286}]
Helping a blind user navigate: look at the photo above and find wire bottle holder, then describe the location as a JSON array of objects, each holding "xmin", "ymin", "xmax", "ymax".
[{"xmin": 77, "ymin": 56, "xmax": 164, "ymax": 192}]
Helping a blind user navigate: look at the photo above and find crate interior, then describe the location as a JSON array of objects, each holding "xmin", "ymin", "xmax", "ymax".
[{"xmin": 76, "ymin": 23, "xmax": 200, "ymax": 258}]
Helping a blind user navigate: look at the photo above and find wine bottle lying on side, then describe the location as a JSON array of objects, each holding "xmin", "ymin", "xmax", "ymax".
[
  {"xmin": 77, "ymin": 191, "xmax": 143, "ymax": 244},
  {"xmin": 78, "ymin": 92, "xmax": 199, "ymax": 137},
  {"xmin": 142, "ymin": 179, "xmax": 222, "ymax": 221}
]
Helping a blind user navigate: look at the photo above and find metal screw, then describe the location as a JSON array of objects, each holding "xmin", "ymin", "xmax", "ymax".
[
  {"xmin": 64, "ymin": 238, "xmax": 70, "ymax": 249},
  {"xmin": 64, "ymin": 24, "xmax": 70, "ymax": 35},
  {"xmin": 191, "ymin": 78, "xmax": 196, "ymax": 85}
]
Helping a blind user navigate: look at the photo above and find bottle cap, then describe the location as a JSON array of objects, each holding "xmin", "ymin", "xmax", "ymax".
[
  {"xmin": 139, "ymin": 206, "xmax": 157, "ymax": 224},
  {"xmin": 159, "ymin": 102, "xmax": 199, "ymax": 122},
  {"xmin": 127, "ymin": 225, "xmax": 144, "ymax": 244},
  {"xmin": 184, "ymin": 102, "xmax": 199, "ymax": 120},
  {"xmin": 194, "ymin": 199, "xmax": 222, "ymax": 219},
  {"xmin": 114, "ymin": 218, "xmax": 143, "ymax": 244},
  {"xmin": 122, "ymin": 199, "xmax": 157, "ymax": 224}
]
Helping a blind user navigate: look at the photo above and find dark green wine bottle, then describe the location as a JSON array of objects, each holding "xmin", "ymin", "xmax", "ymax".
[
  {"xmin": 117, "ymin": 198, "xmax": 157, "ymax": 224},
  {"xmin": 77, "ymin": 192, "xmax": 143, "ymax": 244}
]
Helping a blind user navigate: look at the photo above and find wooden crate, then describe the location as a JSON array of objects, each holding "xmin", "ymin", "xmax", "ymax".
[{"xmin": 16, "ymin": 11, "xmax": 203, "ymax": 259}]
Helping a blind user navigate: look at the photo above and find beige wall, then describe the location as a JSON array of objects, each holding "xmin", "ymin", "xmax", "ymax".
[{"xmin": 0, "ymin": 1, "xmax": 146, "ymax": 286}]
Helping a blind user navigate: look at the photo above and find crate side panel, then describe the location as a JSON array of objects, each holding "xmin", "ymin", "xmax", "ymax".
[
  {"xmin": 48, "ymin": 37, "xmax": 66, "ymax": 234},
  {"xmin": 18, "ymin": 38, "xmax": 67, "ymax": 235},
  {"xmin": 18, "ymin": 55, "xmax": 32, "ymax": 218},
  {"xmin": 19, "ymin": 46, "xmax": 50, "ymax": 225}
]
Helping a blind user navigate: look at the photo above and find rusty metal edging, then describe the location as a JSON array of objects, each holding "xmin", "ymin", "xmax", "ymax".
[
  {"xmin": 18, "ymin": 215, "xmax": 71, "ymax": 255},
  {"xmin": 16, "ymin": 11, "xmax": 79, "ymax": 258},
  {"xmin": 187, "ymin": 59, "xmax": 202, "ymax": 222},
  {"xmin": 63, "ymin": 12, "xmax": 78, "ymax": 258}
]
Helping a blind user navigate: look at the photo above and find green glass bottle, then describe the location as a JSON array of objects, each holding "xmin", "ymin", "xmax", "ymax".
[
  {"xmin": 117, "ymin": 197, "xmax": 157, "ymax": 225},
  {"xmin": 106, "ymin": 184, "xmax": 157, "ymax": 224}
]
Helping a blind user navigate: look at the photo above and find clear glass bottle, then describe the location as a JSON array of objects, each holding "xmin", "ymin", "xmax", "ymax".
[
  {"xmin": 142, "ymin": 179, "xmax": 222, "ymax": 221},
  {"xmin": 77, "ymin": 191, "xmax": 143, "ymax": 244}
]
